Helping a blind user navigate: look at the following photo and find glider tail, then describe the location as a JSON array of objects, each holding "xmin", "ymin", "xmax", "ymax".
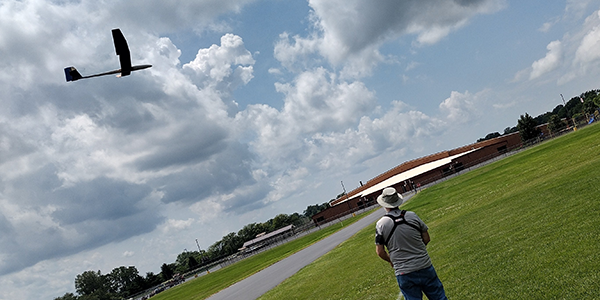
[{"xmin": 64, "ymin": 67, "xmax": 83, "ymax": 82}]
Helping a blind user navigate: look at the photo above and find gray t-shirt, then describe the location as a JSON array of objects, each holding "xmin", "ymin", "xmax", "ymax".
[{"xmin": 375, "ymin": 209, "xmax": 431, "ymax": 275}]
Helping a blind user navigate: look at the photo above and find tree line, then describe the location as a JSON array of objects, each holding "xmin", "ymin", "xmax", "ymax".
[
  {"xmin": 477, "ymin": 90, "xmax": 600, "ymax": 143},
  {"xmin": 54, "ymin": 203, "xmax": 330, "ymax": 300}
]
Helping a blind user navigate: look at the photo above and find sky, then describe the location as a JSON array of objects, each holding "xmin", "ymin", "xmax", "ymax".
[{"xmin": 2, "ymin": 0, "xmax": 600, "ymax": 299}]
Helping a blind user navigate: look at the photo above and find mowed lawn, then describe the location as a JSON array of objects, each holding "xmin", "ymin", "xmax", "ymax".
[
  {"xmin": 259, "ymin": 124, "xmax": 600, "ymax": 300},
  {"xmin": 151, "ymin": 209, "xmax": 374, "ymax": 300}
]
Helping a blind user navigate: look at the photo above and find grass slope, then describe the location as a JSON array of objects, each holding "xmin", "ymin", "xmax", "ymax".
[
  {"xmin": 259, "ymin": 124, "xmax": 600, "ymax": 300},
  {"xmin": 151, "ymin": 210, "xmax": 373, "ymax": 300}
]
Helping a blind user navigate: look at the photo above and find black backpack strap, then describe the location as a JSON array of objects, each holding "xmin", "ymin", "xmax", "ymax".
[{"xmin": 383, "ymin": 210, "xmax": 422, "ymax": 247}]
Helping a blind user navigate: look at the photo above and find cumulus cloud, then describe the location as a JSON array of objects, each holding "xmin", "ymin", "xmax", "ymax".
[
  {"xmin": 0, "ymin": 0, "xmax": 259, "ymax": 276},
  {"xmin": 161, "ymin": 218, "xmax": 195, "ymax": 233},
  {"xmin": 237, "ymin": 68, "xmax": 376, "ymax": 169},
  {"xmin": 506, "ymin": 6, "xmax": 600, "ymax": 87},
  {"xmin": 272, "ymin": 0, "xmax": 505, "ymax": 80},
  {"xmin": 574, "ymin": 11, "xmax": 600, "ymax": 65},
  {"xmin": 274, "ymin": 32, "xmax": 322, "ymax": 73},
  {"xmin": 0, "ymin": 1, "xmax": 92, "ymax": 88},
  {"xmin": 439, "ymin": 90, "xmax": 490, "ymax": 123},
  {"xmin": 302, "ymin": 0, "xmax": 505, "ymax": 69},
  {"xmin": 565, "ymin": 0, "xmax": 595, "ymax": 20},
  {"xmin": 226, "ymin": 67, "xmax": 380, "ymax": 205},
  {"xmin": 539, "ymin": 16, "xmax": 561, "ymax": 33},
  {"xmin": 0, "ymin": 149, "xmax": 164, "ymax": 274},
  {"xmin": 0, "ymin": 0, "xmax": 257, "ymax": 90},
  {"xmin": 183, "ymin": 33, "xmax": 255, "ymax": 115},
  {"xmin": 111, "ymin": 0, "xmax": 256, "ymax": 33},
  {"xmin": 312, "ymin": 100, "xmax": 447, "ymax": 169},
  {"xmin": 512, "ymin": 8, "xmax": 600, "ymax": 84},
  {"xmin": 530, "ymin": 40, "xmax": 562, "ymax": 80},
  {"xmin": 183, "ymin": 34, "xmax": 255, "ymax": 85},
  {"xmin": 233, "ymin": 70, "xmax": 478, "ymax": 199}
]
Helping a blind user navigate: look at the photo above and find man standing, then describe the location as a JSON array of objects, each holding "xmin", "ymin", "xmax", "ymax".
[{"xmin": 375, "ymin": 187, "xmax": 448, "ymax": 300}]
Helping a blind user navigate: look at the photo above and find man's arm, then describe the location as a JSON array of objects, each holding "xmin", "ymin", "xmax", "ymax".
[
  {"xmin": 376, "ymin": 244, "xmax": 393, "ymax": 267},
  {"xmin": 421, "ymin": 230, "xmax": 430, "ymax": 245}
]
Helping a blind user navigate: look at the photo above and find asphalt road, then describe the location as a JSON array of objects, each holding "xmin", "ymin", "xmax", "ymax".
[{"xmin": 205, "ymin": 204, "xmax": 394, "ymax": 300}]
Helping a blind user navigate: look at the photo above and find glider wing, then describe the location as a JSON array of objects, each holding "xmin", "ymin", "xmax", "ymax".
[{"xmin": 112, "ymin": 28, "xmax": 132, "ymax": 76}]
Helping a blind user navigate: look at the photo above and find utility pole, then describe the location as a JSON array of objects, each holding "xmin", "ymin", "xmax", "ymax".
[
  {"xmin": 195, "ymin": 239, "xmax": 202, "ymax": 253},
  {"xmin": 196, "ymin": 239, "xmax": 209, "ymax": 273},
  {"xmin": 561, "ymin": 94, "xmax": 577, "ymax": 129},
  {"xmin": 341, "ymin": 181, "xmax": 352, "ymax": 211},
  {"xmin": 196, "ymin": 238, "xmax": 206, "ymax": 266}
]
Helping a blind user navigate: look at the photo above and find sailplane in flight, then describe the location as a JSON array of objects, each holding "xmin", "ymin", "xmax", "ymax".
[{"xmin": 64, "ymin": 28, "xmax": 152, "ymax": 82}]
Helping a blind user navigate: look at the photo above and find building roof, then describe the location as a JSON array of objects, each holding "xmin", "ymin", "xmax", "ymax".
[
  {"xmin": 338, "ymin": 148, "xmax": 480, "ymax": 204},
  {"xmin": 242, "ymin": 224, "xmax": 295, "ymax": 248}
]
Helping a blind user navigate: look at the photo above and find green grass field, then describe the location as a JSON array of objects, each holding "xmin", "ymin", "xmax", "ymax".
[
  {"xmin": 151, "ymin": 210, "xmax": 374, "ymax": 300},
  {"xmin": 259, "ymin": 124, "xmax": 600, "ymax": 300}
]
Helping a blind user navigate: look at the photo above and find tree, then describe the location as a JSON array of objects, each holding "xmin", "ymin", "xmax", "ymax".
[
  {"xmin": 175, "ymin": 251, "xmax": 203, "ymax": 273},
  {"xmin": 160, "ymin": 263, "xmax": 175, "ymax": 281},
  {"xmin": 237, "ymin": 223, "xmax": 268, "ymax": 243},
  {"xmin": 207, "ymin": 232, "xmax": 242, "ymax": 258},
  {"xmin": 303, "ymin": 202, "xmax": 329, "ymax": 218},
  {"xmin": 144, "ymin": 271, "xmax": 162, "ymax": 288},
  {"xmin": 75, "ymin": 270, "xmax": 108, "ymax": 298},
  {"xmin": 503, "ymin": 126, "xmax": 518, "ymax": 135},
  {"xmin": 580, "ymin": 90, "xmax": 599, "ymax": 103},
  {"xmin": 566, "ymin": 96, "xmax": 584, "ymax": 119},
  {"xmin": 54, "ymin": 292, "xmax": 78, "ymax": 300},
  {"xmin": 551, "ymin": 104, "xmax": 567, "ymax": 119},
  {"xmin": 287, "ymin": 212, "xmax": 308, "ymax": 227},
  {"xmin": 220, "ymin": 232, "xmax": 242, "ymax": 255},
  {"xmin": 583, "ymin": 98, "xmax": 598, "ymax": 116},
  {"xmin": 593, "ymin": 93, "xmax": 600, "ymax": 107},
  {"xmin": 271, "ymin": 214, "xmax": 291, "ymax": 231},
  {"xmin": 533, "ymin": 111, "xmax": 553, "ymax": 125},
  {"xmin": 187, "ymin": 255, "xmax": 199, "ymax": 270},
  {"xmin": 477, "ymin": 132, "xmax": 501, "ymax": 142},
  {"xmin": 547, "ymin": 115, "xmax": 565, "ymax": 133},
  {"xmin": 517, "ymin": 113, "xmax": 541, "ymax": 142},
  {"xmin": 106, "ymin": 266, "xmax": 142, "ymax": 297}
]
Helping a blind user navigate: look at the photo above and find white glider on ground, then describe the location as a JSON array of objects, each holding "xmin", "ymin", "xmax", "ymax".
[{"xmin": 64, "ymin": 28, "xmax": 152, "ymax": 82}]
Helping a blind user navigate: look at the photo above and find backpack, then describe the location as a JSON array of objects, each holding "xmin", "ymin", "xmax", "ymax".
[{"xmin": 383, "ymin": 210, "xmax": 422, "ymax": 247}]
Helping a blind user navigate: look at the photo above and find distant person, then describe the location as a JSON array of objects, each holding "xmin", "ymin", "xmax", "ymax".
[{"xmin": 375, "ymin": 187, "xmax": 448, "ymax": 300}]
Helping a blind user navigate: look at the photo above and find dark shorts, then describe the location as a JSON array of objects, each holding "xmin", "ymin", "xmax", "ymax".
[{"xmin": 396, "ymin": 265, "xmax": 448, "ymax": 300}]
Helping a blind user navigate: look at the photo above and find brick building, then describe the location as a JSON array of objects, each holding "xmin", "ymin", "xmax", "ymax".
[{"xmin": 312, "ymin": 131, "xmax": 526, "ymax": 224}]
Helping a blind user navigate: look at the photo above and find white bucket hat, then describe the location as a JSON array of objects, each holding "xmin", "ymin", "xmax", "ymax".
[{"xmin": 377, "ymin": 187, "xmax": 403, "ymax": 208}]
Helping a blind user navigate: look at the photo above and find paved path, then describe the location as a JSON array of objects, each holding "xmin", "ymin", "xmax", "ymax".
[
  {"xmin": 206, "ymin": 207, "xmax": 386, "ymax": 300},
  {"xmin": 206, "ymin": 192, "xmax": 412, "ymax": 300}
]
